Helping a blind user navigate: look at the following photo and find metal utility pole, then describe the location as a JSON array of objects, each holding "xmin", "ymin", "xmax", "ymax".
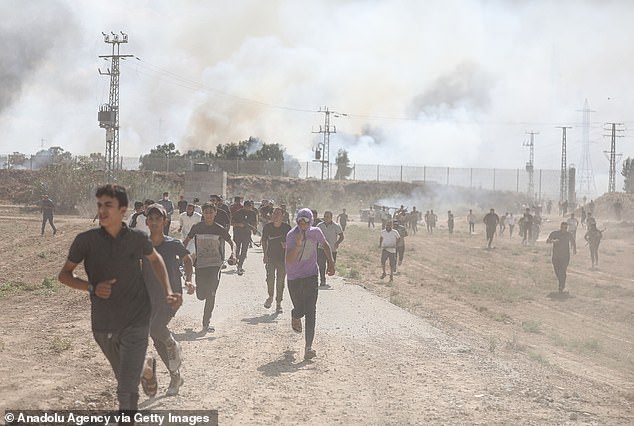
[
  {"xmin": 312, "ymin": 107, "xmax": 346, "ymax": 180},
  {"xmin": 557, "ymin": 126, "xmax": 572, "ymax": 203},
  {"xmin": 98, "ymin": 32, "xmax": 133, "ymax": 182},
  {"xmin": 523, "ymin": 131, "xmax": 538, "ymax": 198},
  {"xmin": 604, "ymin": 123, "xmax": 624, "ymax": 193},
  {"xmin": 577, "ymin": 99, "xmax": 597, "ymax": 197}
]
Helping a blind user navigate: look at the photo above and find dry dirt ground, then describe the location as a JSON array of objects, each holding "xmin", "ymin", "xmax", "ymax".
[{"xmin": 0, "ymin": 205, "xmax": 633, "ymax": 425}]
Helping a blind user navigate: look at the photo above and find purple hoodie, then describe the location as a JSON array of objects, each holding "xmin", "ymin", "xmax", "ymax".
[{"xmin": 285, "ymin": 208, "xmax": 326, "ymax": 280}]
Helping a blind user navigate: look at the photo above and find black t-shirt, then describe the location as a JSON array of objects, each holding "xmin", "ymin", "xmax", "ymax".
[
  {"xmin": 215, "ymin": 204, "xmax": 231, "ymax": 228},
  {"xmin": 262, "ymin": 222, "xmax": 292, "ymax": 262},
  {"xmin": 67, "ymin": 224, "xmax": 153, "ymax": 332},
  {"xmin": 483, "ymin": 213, "xmax": 499, "ymax": 229},
  {"xmin": 142, "ymin": 236, "xmax": 189, "ymax": 306},
  {"xmin": 187, "ymin": 221, "xmax": 232, "ymax": 268},
  {"xmin": 233, "ymin": 208, "xmax": 258, "ymax": 241},
  {"xmin": 548, "ymin": 230, "xmax": 571, "ymax": 260}
]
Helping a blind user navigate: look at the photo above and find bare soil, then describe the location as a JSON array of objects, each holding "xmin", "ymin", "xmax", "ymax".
[{"xmin": 0, "ymin": 200, "xmax": 632, "ymax": 425}]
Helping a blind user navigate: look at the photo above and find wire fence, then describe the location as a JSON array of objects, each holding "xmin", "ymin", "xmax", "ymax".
[{"xmin": 1, "ymin": 154, "xmax": 562, "ymax": 200}]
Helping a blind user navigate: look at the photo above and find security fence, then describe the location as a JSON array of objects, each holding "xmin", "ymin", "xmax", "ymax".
[{"xmin": 1, "ymin": 153, "xmax": 561, "ymax": 200}]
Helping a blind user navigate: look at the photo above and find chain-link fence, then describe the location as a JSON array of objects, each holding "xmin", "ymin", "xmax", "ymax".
[{"xmin": 0, "ymin": 153, "xmax": 562, "ymax": 200}]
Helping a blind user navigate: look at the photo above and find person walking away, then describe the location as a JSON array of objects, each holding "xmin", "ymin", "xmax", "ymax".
[
  {"xmin": 183, "ymin": 203, "xmax": 235, "ymax": 334},
  {"xmin": 546, "ymin": 222, "xmax": 572, "ymax": 293},
  {"xmin": 428, "ymin": 210, "xmax": 438, "ymax": 233},
  {"xmin": 141, "ymin": 204, "xmax": 194, "ymax": 397},
  {"xmin": 368, "ymin": 206, "xmax": 375, "ymax": 228},
  {"xmin": 507, "ymin": 213, "xmax": 515, "ymax": 238},
  {"xmin": 317, "ymin": 211, "xmax": 344, "ymax": 287},
  {"xmin": 499, "ymin": 213, "xmax": 507, "ymax": 236},
  {"xmin": 58, "ymin": 184, "xmax": 181, "ymax": 415},
  {"xmin": 410, "ymin": 207, "xmax": 419, "ymax": 234},
  {"xmin": 177, "ymin": 203, "xmax": 202, "ymax": 261},
  {"xmin": 584, "ymin": 223, "xmax": 603, "ymax": 269},
  {"xmin": 483, "ymin": 208, "xmax": 500, "ymax": 249},
  {"xmin": 467, "ymin": 209, "xmax": 476, "ymax": 235},
  {"xmin": 158, "ymin": 192, "xmax": 174, "ymax": 235},
  {"xmin": 379, "ymin": 221, "xmax": 400, "ymax": 282},
  {"xmin": 566, "ymin": 213, "xmax": 579, "ymax": 255},
  {"xmin": 336, "ymin": 209, "xmax": 349, "ymax": 232},
  {"xmin": 286, "ymin": 208, "xmax": 335, "ymax": 361},
  {"xmin": 232, "ymin": 200, "xmax": 257, "ymax": 275},
  {"xmin": 40, "ymin": 194, "xmax": 57, "ymax": 235},
  {"xmin": 447, "ymin": 210, "xmax": 454, "ymax": 234},
  {"xmin": 261, "ymin": 207, "xmax": 291, "ymax": 312},
  {"xmin": 393, "ymin": 220, "xmax": 408, "ymax": 270},
  {"xmin": 520, "ymin": 209, "xmax": 533, "ymax": 246}
]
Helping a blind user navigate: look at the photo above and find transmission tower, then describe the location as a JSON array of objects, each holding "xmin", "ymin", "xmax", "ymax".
[
  {"xmin": 577, "ymin": 99, "xmax": 597, "ymax": 197},
  {"xmin": 523, "ymin": 131, "xmax": 538, "ymax": 198},
  {"xmin": 557, "ymin": 126, "xmax": 572, "ymax": 202},
  {"xmin": 603, "ymin": 123, "xmax": 624, "ymax": 193},
  {"xmin": 312, "ymin": 107, "xmax": 346, "ymax": 180},
  {"xmin": 98, "ymin": 32, "xmax": 133, "ymax": 182}
]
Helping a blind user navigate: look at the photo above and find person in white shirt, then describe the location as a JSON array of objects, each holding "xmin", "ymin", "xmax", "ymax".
[
  {"xmin": 507, "ymin": 213, "xmax": 516, "ymax": 238},
  {"xmin": 379, "ymin": 221, "xmax": 400, "ymax": 283},
  {"xmin": 178, "ymin": 203, "xmax": 202, "ymax": 255},
  {"xmin": 317, "ymin": 211, "xmax": 344, "ymax": 287}
]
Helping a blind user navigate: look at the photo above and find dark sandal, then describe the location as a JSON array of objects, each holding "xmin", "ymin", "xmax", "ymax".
[{"xmin": 141, "ymin": 358, "xmax": 157, "ymax": 397}]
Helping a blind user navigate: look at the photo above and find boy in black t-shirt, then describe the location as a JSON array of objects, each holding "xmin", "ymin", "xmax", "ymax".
[{"xmin": 58, "ymin": 184, "xmax": 181, "ymax": 413}]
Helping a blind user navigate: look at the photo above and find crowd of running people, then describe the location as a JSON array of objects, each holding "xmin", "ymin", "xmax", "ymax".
[{"xmin": 57, "ymin": 186, "xmax": 605, "ymax": 418}]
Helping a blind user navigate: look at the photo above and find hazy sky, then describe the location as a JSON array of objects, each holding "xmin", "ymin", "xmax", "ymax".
[{"xmin": 1, "ymin": 0, "xmax": 633, "ymax": 190}]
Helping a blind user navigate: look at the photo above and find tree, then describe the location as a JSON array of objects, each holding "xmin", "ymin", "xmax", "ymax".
[
  {"xmin": 622, "ymin": 157, "xmax": 634, "ymax": 193},
  {"xmin": 247, "ymin": 142, "xmax": 285, "ymax": 161},
  {"xmin": 334, "ymin": 149, "xmax": 353, "ymax": 180},
  {"xmin": 140, "ymin": 143, "xmax": 187, "ymax": 171}
]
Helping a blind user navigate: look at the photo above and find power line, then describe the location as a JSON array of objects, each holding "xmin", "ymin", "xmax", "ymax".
[{"xmin": 556, "ymin": 126, "xmax": 572, "ymax": 202}]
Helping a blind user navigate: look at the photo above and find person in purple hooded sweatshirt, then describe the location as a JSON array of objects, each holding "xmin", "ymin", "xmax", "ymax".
[{"xmin": 285, "ymin": 208, "xmax": 335, "ymax": 361}]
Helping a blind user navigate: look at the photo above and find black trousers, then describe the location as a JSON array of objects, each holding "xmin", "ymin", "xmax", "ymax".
[
  {"xmin": 288, "ymin": 275, "xmax": 319, "ymax": 348},
  {"xmin": 195, "ymin": 266, "xmax": 221, "ymax": 327},
  {"xmin": 552, "ymin": 257, "xmax": 569, "ymax": 292},
  {"xmin": 317, "ymin": 249, "xmax": 337, "ymax": 285},
  {"xmin": 93, "ymin": 325, "xmax": 149, "ymax": 411}
]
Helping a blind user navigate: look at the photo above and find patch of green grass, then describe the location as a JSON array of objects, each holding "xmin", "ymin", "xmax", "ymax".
[
  {"xmin": 527, "ymin": 351, "xmax": 548, "ymax": 364},
  {"xmin": 549, "ymin": 333, "xmax": 601, "ymax": 354},
  {"xmin": 51, "ymin": 336, "xmax": 71, "ymax": 353},
  {"xmin": 521, "ymin": 320, "xmax": 541, "ymax": 334},
  {"xmin": 0, "ymin": 282, "xmax": 22, "ymax": 297},
  {"xmin": 390, "ymin": 290, "xmax": 407, "ymax": 308},
  {"xmin": 493, "ymin": 312, "xmax": 513, "ymax": 324},
  {"xmin": 37, "ymin": 252, "xmax": 46, "ymax": 259},
  {"xmin": 35, "ymin": 277, "xmax": 59, "ymax": 295},
  {"xmin": 347, "ymin": 268, "xmax": 360, "ymax": 279}
]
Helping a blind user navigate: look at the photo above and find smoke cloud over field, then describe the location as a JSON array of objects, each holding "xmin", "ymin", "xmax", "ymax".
[{"xmin": 1, "ymin": 0, "xmax": 633, "ymax": 187}]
